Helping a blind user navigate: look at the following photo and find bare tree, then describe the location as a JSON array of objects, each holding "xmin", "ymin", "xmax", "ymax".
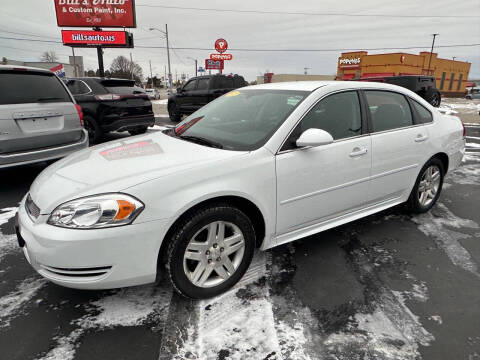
[
  {"xmin": 40, "ymin": 51, "xmax": 58, "ymax": 62},
  {"xmin": 110, "ymin": 56, "xmax": 143, "ymax": 82}
]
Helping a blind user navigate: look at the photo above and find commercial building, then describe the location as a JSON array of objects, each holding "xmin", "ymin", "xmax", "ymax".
[
  {"xmin": 336, "ymin": 51, "xmax": 471, "ymax": 96},
  {"xmin": 257, "ymin": 73, "xmax": 335, "ymax": 84}
]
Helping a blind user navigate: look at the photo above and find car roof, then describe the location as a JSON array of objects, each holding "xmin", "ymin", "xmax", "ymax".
[
  {"xmin": 0, "ymin": 64, "xmax": 54, "ymax": 74},
  {"xmin": 244, "ymin": 80, "xmax": 419, "ymax": 93}
]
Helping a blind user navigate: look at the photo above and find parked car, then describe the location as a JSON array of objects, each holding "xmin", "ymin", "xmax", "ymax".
[
  {"xmin": 145, "ymin": 88, "xmax": 160, "ymax": 100},
  {"xmin": 466, "ymin": 87, "xmax": 480, "ymax": 99},
  {"xmin": 0, "ymin": 65, "xmax": 88, "ymax": 168},
  {"xmin": 356, "ymin": 75, "xmax": 442, "ymax": 107},
  {"xmin": 168, "ymin": 74, "xmax": 248, "ymax": 122},
  {"xmin": 65, "ymin": 77, "xmax": 155, "ymax": 143},
  {"xmin": 16, "ymin": 81, "xmax": 465, "ymax": 299}
]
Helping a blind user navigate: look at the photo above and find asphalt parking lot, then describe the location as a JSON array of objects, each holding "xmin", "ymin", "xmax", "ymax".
[{"xmin": 0, "ymin": 123, "xmax": 479, "ymax": 360}]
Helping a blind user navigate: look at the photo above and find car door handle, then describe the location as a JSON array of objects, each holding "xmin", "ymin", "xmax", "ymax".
[
  {"xmin": 415, "ymin": 134, "xmax": 429, "ymax": 142},
  {"xmin": 349, "ymin": 147, "xmax": 368, "ymax": 157}
]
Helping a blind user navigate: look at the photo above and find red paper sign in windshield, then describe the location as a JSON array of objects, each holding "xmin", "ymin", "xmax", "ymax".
[{"xmin": 54, "ymin": 0, "xmax": 136, "ymax": 28}]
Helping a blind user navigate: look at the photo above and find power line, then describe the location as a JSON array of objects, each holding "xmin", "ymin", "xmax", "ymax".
[
  {"xmin": 136, "ymin": 3, "xmax": 480, "ymax": 18},
  {"xmin": 1, "ymin": 35, "xmax": 479, "ymax": 53},
  {"xmin": 0, "ymin": 28, "xmax": 58, "ymax": 40}
]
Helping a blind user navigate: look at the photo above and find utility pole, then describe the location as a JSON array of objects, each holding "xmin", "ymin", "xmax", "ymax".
[
  {"xmin": 195, "ymin": 59, "xmax": 197, "ymax": 77},
  {"xmin": 427, "ymin": 33, "xmax": 439, "ymax": 75},
  {"xmin": 97, "ymin": 47, "xmax": 104, "ymax": 77},
  {"xmin": 452, "ymin": 56, "xmax": 457, "ymax": 61},
  {"xmin": 71, "ymin": 47, "xmax": 78, "ymax": 77},
  {"xmin": 166, "ymin": 24, "xmax": 172, "ymax": 88},
  {"xmin": 149, "ymin": 60, "xmax": 153, "ymax": 87},
  {"xmin": 129, "ymin": 52, "xmax": 134, "ymax": 80},
  {"xmin": 304, "ymin": 67, "xmax": 310, "ymax": 75}
]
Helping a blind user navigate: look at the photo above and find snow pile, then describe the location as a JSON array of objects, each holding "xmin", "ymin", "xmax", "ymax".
[
  {"xmin": 151, "ymin": 99, "xmax": 168, "ymax": 105},
  {"xmin": 0, "ymin": 207, "xmax": 19, "ymax": 262},
  {"xmin": 441, "ymin": 99, "xmax": 480, "ymax": 114}
]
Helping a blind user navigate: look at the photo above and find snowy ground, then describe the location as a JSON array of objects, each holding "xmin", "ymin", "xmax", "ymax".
[
  {"xmin": 440, "ymin": 97, "xmax": 480, "ymax": 124},
  {"xmin": 0, "ymin": 126, "xmax": 479, "ymax": 360}
]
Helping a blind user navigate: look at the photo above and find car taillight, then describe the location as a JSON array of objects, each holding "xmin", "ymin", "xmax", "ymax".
[
  {"xmin": 75, "ymin": 104, "xmax": 84, "ymax": 127},
  {"xmin": 462, "ymin": 121, "xmax": 466, "ymax": 137},
  {"xmin": 95, "ymin": 94, "xmax": 121, "ymax": 100}
]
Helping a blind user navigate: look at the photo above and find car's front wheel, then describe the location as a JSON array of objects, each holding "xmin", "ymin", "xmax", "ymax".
[
  {"xmin": 407, "ymin": 158, "xmax": 444, "ymax": 213},
  {"xmin": 166, "ymin": 204, "xmax": 255, "ymax": 299},
  {"xmin": 168, "ymin": 102, "xmax": 182, "ymax": 122}
]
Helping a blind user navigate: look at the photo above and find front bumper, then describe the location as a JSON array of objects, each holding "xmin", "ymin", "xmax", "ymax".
[
  {"xmin": 16, "ymin": 197, "xmax": 170, "ymax": 290},
  {"xmin": 0, "ymin": 129, "xmax": 89, "ymax": 169}
]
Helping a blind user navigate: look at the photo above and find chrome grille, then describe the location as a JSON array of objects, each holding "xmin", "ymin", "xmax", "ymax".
[{"xmin": 25, "ymin": 194, "xmax": 40, "ymax": 219}]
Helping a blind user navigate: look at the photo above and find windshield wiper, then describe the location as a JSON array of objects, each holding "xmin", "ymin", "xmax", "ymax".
[
  {"xmin": 179, "ymin": 135, "xmax": 223, "ymax": 149},
  {"xmin": 36, "ymin": 97, "xmax": 64, "ymax": 102}
]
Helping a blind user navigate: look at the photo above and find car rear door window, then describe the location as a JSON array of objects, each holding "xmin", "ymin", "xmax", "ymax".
[
  {"xmin": 0, "ymin": 71, "xmax": 71, "ymax": 105},
  {"xmin": 365, "ymin": 91, "xmax": 413, "ymax": 132},
  {"xmin": 411, "ymin": 100, "xmax": 433, "ymax": 123},
  {"xmin": 197, "ymin": 78, "xmax": 209, "ymax": 91},
  {"xmin": 289, "ymin": 91, "xmax": 362, "ymax": 147},
  {"xmin": 67, "ymin": 80, "xmax": 90, "ymax": 95}
]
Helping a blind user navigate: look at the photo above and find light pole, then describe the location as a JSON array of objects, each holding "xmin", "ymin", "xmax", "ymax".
[
  {"xmin": 149, "ymin": 25, "xmax": 171, "ymax": 88},
  {"xmin": 452, "ymin": 56, "xmax": 457, "ymax": 61},
  {"xmin": 187, "ymin": 57, "xmax": 198, "ymax": 77},
  {"xmin": 427, "ymin": 33, "xmax": 439, "ymax": 75}
]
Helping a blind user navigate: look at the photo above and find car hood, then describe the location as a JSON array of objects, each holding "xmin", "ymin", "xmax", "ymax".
[{"xmin": 30, "ymin": 131, "xmax": 247, "ymax": 214}]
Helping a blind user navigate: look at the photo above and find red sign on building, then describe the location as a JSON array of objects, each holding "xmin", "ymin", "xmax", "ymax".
[
  {"xmin": 205, "ymin": 59, "xmax": 224, "ymax": 70},
  {"xmin": 62, "ymin": 30, "xmax": 131, "ymax": 47},
  {"xmin": 54, "ymin": 0, "xmax": 136, "ymax": 28},
  {"xmin": 210, "ymin": 53, "xmax": 233, "ymax": 61}
]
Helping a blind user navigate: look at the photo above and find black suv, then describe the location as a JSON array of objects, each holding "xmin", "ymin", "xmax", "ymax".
[
  {"xmin": 357, "ymin": 75, "xmax": 441, "ymax": 107},
  {"xmin": 168, "ymin": 74, "xmax": 248, "ymax": 122},
  {"xmin": 65, "ymin": 77, "xmax": 155, "ymax": 143}
]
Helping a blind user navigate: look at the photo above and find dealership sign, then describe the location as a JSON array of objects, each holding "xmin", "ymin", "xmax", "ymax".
[
  {"xmin": 62, "ymin": 30, "xmax": 133, "ymax": 47},
  {"xmin": 210, "ymin": 53, "xmax": 232, "ymax": 61},
  {"xmin": 205, "ymin": 59, "xmax": 224, "ymax": 70},
  {"xmin": 54, "ymin": 0, "xmax": 136, "ymax": 28}
]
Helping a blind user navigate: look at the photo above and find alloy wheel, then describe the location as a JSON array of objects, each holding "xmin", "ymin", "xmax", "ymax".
[
  {"xmin": 418, "ymin": 165, "xmax": 441, "ymax": 207},
  {"xmin": 183, "ymin": 221, "xmax": 245, "ymax": 288}
]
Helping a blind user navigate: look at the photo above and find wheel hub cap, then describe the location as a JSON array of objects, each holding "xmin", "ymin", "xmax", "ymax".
[
  {"xmin": 183, "ymin": 221, "xmax": 245, "ymax": 288},
  {"xmin": 418, "ymin": 165, "xmax": 441, "ymax": 207}
]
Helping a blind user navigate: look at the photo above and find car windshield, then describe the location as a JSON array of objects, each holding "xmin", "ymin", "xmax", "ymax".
[{"xmin": 170, "ymin": 89, "xmax": 309, "ymax": 151}]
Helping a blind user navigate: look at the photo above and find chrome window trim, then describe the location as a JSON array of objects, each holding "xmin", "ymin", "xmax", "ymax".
[{"xmin": 75, "ymin": 80, "xmax": 93, "ymax": 95}]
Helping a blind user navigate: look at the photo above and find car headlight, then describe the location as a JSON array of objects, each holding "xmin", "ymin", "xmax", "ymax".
[{"xmin": 47, "ymin": 193, "xmax": 144, "ymax": 229}]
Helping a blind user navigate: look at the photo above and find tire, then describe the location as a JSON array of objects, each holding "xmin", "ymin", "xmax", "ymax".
[
  {"xmin": 168, "ymin": 102, "xmax": 182, "ymax": 122},
  {"xmin": 128, "ymin": 127, "xmax": 148, "ymax": 136},
  {"xmin": 406, "ymin": 158, "xmax": 445, "ymax": 213},
  {"xmin": 466, "ymin": 95, "xmax": 472, "ymax": 100},
  {"xmin": 83, "ymin": 115, "xmax": 103, "ymax": 144},
  {"xmin": 423, "ymin": 88, "xmax": 441, "ymax": 107},
  {"xmin": 165, "ymin": 204, "xmax": 255, "ymax": 299}
]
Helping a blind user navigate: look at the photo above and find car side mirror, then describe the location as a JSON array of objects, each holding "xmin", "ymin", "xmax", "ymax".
[{"xmin": 296, "ymin": 128, "xmax": 334, "ymax": 148}]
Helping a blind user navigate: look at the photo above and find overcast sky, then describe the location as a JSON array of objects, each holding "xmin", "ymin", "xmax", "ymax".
[{"xmin": 1, "ymin": 0, "xmax": 479, "ymax": 81}]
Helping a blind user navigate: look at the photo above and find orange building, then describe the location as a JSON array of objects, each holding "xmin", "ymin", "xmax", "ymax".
[{"xmin": 336, "ymin": 51, "xmax": 471, "ymax": 96}]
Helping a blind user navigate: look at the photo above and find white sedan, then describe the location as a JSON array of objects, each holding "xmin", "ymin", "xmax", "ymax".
[{"xmin": 16, "ymin": 81, "xmax": 465, "ymax": 298}]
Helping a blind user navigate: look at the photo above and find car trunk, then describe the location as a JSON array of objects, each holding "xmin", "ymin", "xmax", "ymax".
[
  {"xmin": 0, "ymin": 103, "xmax": 83, "ymax": 154},
  {"xmin": 0, "ymin": 70, "xmax": 83, "ymax": 154}
]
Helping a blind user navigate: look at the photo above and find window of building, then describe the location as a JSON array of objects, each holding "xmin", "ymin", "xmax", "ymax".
[
  {"xmin": 439, "ymin": 72, "xmax": 446, "ymax": 90},
  {"xmin": 365, "ymin": 91, "xmax": 413, "ymax": 132},
  {"xmin": 457, "ymin": 73, "xmax": 463, "ymax": 91},
  {"xmin": 448, "ymin": 73, "xmax": 455, "ymax": 90}
]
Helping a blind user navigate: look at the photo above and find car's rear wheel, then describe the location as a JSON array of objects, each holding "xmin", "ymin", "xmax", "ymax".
[
  {"xmin": 166, "ymin": 204, "xmax": 255, "ymax": 299},
  {"xmin": 407, "ymin": 158, "xmax": 444, "ymax": 213},
  {"xmin": 423, "ymin": 88, "xmax": 441, "ymax": 107},
  {"xmin": 83, "ymin": 115, "xmax": 102, "ymax": 144},
  {"xmin": 128, "ymin": 127, "xmax": 148, "ymax": 136},
  {"xmin": 168, "ymin": 102, "xmax": 182, "ymax": 122}
]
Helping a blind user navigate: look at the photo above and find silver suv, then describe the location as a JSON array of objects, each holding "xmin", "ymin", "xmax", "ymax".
[{"xmin": 0, "ymin": 65, "xmax": 88, "ymax": 168}]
